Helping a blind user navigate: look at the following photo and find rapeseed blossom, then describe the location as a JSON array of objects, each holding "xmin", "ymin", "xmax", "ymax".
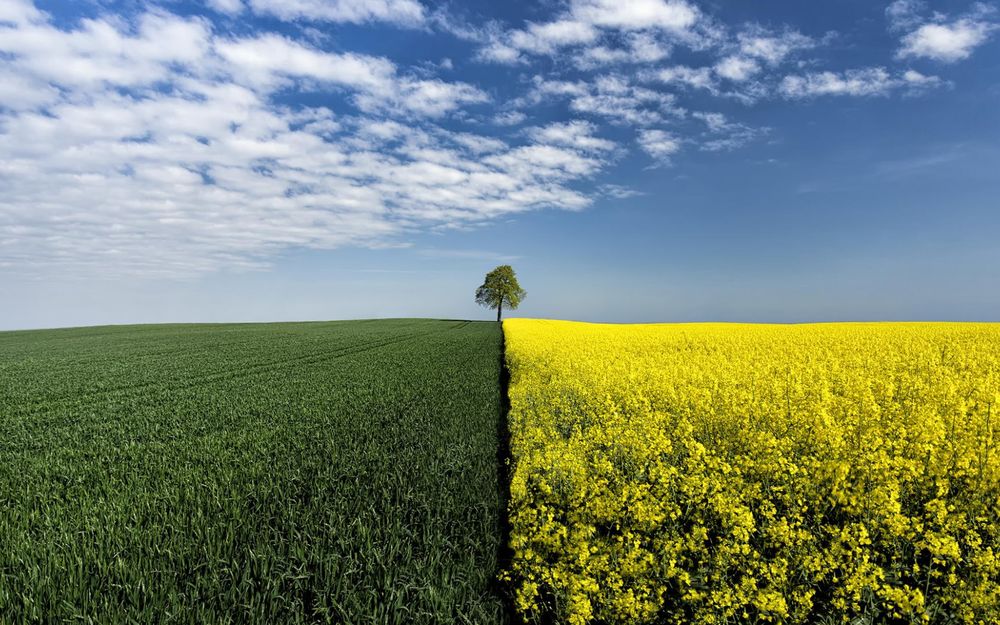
[{"xmin": 503, "ymin": 320, "xmax": 1000, "ymax": 625}]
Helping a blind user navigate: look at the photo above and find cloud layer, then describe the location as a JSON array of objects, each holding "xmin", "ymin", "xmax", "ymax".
[
  {"xmin": 0, "ymin": 4, "xmax": 611, "ymax": 276},
  {"xmin": 0, "ymin": 0, "xmax": 994, "ymax": 277}
]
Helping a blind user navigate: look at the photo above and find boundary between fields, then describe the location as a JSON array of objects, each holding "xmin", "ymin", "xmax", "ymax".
[{"xmin": 493, "ymin": 324, "xmax": 517, "ymax": 623}]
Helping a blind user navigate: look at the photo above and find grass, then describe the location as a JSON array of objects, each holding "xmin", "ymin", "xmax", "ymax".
[{"xmin": 0, "ymin": 319, "xmax": 510, "ymax": 624}]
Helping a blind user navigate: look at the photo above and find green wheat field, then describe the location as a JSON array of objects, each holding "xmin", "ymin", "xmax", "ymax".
[{"xmin": 0, "ymin": 320, "xmax": 509, "ymax": 624}]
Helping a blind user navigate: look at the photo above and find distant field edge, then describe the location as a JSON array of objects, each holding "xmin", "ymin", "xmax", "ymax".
[{"xmin": 0, "ymin": 317, "xmax": 495, "ymax": 334}]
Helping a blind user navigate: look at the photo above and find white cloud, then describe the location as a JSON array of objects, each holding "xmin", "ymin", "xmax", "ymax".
[
  {"xmin": 521, "ymin": 78, "xmax": 590, "ymax": 102},
  {"xmin": 0, "ymin": 0, "xmax": 43, "ymax": 24},
  {"xmin": 372, "ymin": 78, "xmax": 488, "ymax": 117},
  {"xmin": 736, "ymin": 26, "xmax": 814, "ymax": 64},
  {"xmin": 714, "ymin": 55, "xmax": 761, "ymax": 81},
  {"xmin": 637, "ymin": 129, "xmax": 681, "ymax": 161},
  {"xmin": 526, "ymin": 120, "xmax": 617, "ymax": 153},
  {"xmin": 484, "ymin": 144, "xmax": 607, "ymax": 181},
  {"xmin": 889, "ymin": 2, "xmax": 997, "ymax": 62},
  {"xmin": 627, "ymin": 33, "xmax": 673, "ymax": 62},
  {"xmin": 445, "ymin": 131, "xmax": 508, "ymax": 154},
  {"xmin": 706, "ymin": 26, "xmax": 815, "ymax": 89},
  {"xmin": 0, "ymin": 4, "xmax": 609, "ymax": 278},
  {"xmin": 691, "ymin": 112, "xmax": 767, "ymax": 151},
  {"xmin": 692, "ymin": 111, "xmax": 728, "ymax": 132},
  {"xmin": 493, "ymin": 110, "xmax": 527, "ymax": 126},
  {"xmin": 598, "ymin": 183, "xmax": 643, "ymax": 199},
  {"xmin": 899, "ymin": 18, "xmax": 995, "ymax": 62},
  {"xmin": 574, "ymin": 33, "xmax": 671, "ymax": 69},
  {"xmin": 206, "ymin": 0, "xmax": 245, "ymax": 16},
  {"xmin": 477, "ymin": 40, "xmax": 523, "ymax": 65},
  {"xmin": 0, "ymin": 12, "xmax": 213, "ymax": 89},
  {"xmin": 476, "ymin": 0, "xmax": 702, "ymax": 64},
  {"xmin": 780, "ymin": 68, "xmax": 894, "ymax": 97},
  {"xmin": 478, "ymin": 19, "xmax": 600, "ymax": 64},
  {"xmin": 902, "ymin": 68, "xmax": 944, "ymax": 88},
  {"xmin": 511, "ymin": 19, "xmax": 598, "ymax": 54},
  {"xmin": 648, "ymin": 65, "xmax": 716, "ymax": 91},
  {"xmin": 521, "ymin": 74, "xmax": 683, "ymax": 126},
  {"xmin": 0, "ymin": 89, "xmax": 601, "ymax": 275},
  {"xmin": 779, "ymin": 67, "xmax": 944, "ymax": 98},
  {"xmin": 248, "ymin": 0, "xmax": 425, "ymax": 26},
  {"xmin": 0, "ymin": 67, "xmax": 59, "ymax": 110},
  {"xmin": 886, "ymin": 0, "xmax": 925, "ymax": 32},
  {"xmin": 700, "ymin": 135, "xmax": 756, "ymax": 152},
  {"xmin": 216, "ymin": 34, "xmax": 396, "ymax": 92},
  {"xmin": 214, "ymin": 34, "xmax": 487, "ymax": 117},
  {"xmin": 571, "ymin": 0, "xmax": 699, "ymax": 32}
]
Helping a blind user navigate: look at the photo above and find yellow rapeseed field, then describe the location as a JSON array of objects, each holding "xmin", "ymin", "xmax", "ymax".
[{"xmin": 502, "ymin": 319, "xmax": 1000, "ymax": 625}]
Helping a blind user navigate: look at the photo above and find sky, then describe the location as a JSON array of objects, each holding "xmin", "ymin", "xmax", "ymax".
[{"xmin": 1, "ymin": 0, "xmax": 998, "ymax": 329}]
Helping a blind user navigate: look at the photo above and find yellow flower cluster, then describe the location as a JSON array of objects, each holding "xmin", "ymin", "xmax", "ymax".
[{"xmin": 502, "ymin": 319, "xmax": 1000, "ymax": 625}]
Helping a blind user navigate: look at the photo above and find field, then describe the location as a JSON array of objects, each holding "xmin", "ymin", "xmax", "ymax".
[
  {"xmin": 503, "ymin": 320, "xmax": 1000, "ymax": 625},
  {"xmin": 4, "ymin": 318, "xmax": 999, "ymax": 625},
  {"xmin": 0, "ymin": 320, "xmax": 509, "ymax": 624}
]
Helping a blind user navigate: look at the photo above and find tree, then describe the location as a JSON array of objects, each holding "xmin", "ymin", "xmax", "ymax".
[{"xmin": 475, "ymin": 265, "xmax": 526, "ymax": 322}]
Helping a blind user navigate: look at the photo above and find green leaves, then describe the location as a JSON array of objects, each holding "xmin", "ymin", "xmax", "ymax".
[{"xmin": 475, "ymin": 265, "xmax": 526, "ymax": 320}]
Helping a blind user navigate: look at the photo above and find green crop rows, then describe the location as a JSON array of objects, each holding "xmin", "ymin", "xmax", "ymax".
[{"xmin": 0, "ymin": 319, "xmax": 510, "ymax": 624}]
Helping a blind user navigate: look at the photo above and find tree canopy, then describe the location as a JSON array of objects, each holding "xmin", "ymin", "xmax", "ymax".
[{"xmin": 475, "ymin": 265, "xmax": 525, "ymax": 322}]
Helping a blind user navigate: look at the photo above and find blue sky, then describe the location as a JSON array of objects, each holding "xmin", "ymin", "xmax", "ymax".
[{"xmin": 1, "ymin": 0, "xmax": 998, "ymax": 328}]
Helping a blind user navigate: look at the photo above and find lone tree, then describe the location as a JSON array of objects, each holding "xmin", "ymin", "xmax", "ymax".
[{"xmin": 476, "ymin": 265, "xmax": 526, "ymax": 322}]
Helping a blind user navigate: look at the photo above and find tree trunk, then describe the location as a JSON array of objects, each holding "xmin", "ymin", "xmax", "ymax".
[{"xmin": 497, "ymin": 296, "xmax": 503, "ymax": 322}]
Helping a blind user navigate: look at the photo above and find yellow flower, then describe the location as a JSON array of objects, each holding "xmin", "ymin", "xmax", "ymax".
[{"xmin": 502, "ymin": 319, "xmax": 1000, "ymax": 625}]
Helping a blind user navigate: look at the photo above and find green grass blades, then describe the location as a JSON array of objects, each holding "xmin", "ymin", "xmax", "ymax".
[{"xmin": 0, "ymin": 319, "xmax": 509, "ymax": 624}]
